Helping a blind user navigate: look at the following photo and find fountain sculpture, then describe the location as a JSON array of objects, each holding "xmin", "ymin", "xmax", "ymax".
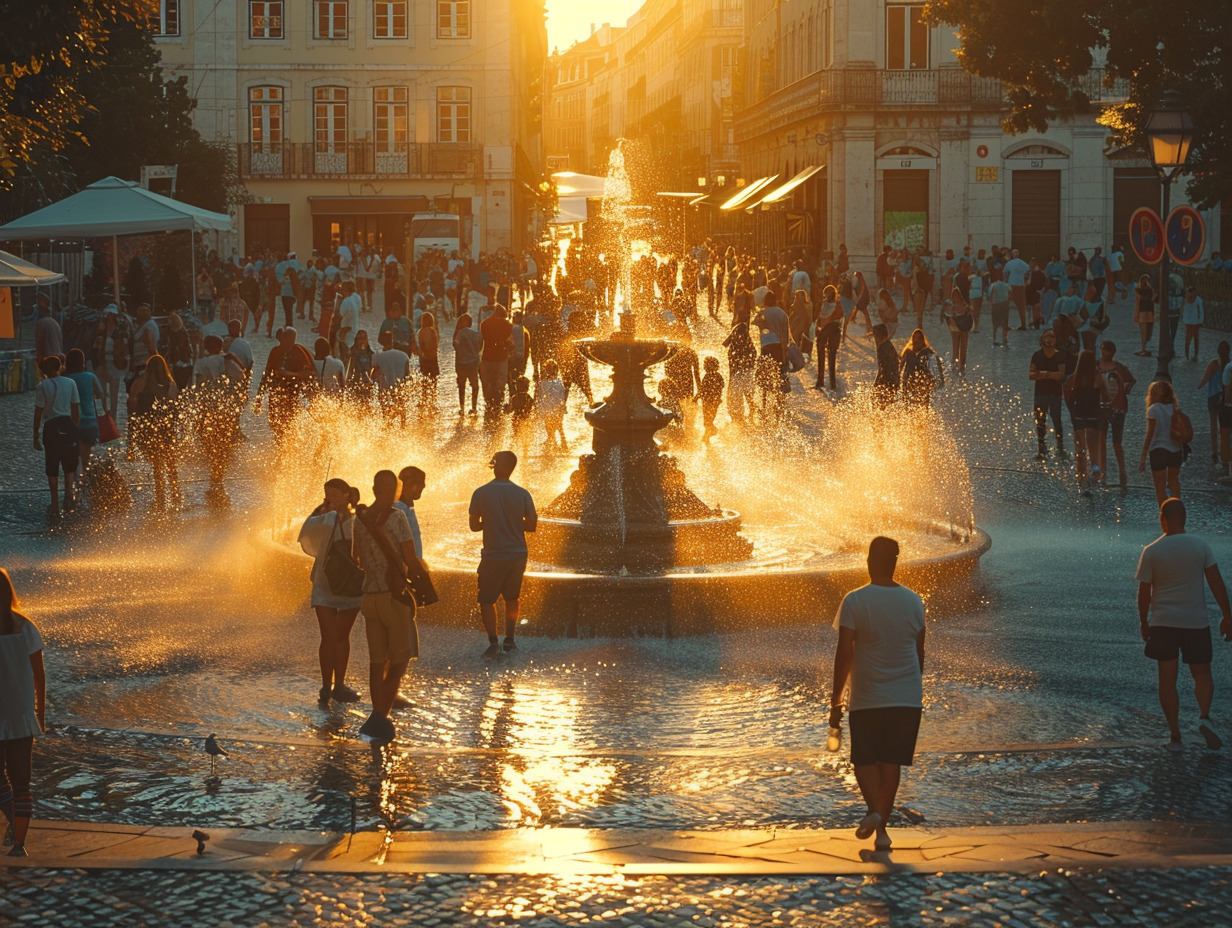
[{"xmin": 533, "ymin": 314, "xmax": 752, "ymax": 571}]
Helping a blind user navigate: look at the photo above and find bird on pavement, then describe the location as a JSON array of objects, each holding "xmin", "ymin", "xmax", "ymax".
[{"xmin": 204, "ymin": 734, "xmax": 228, "ymax": 775}]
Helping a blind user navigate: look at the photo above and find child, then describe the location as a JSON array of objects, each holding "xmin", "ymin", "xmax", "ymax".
[
  {"xmin": 535, "ymin": 359, "xmax": 567, "ymax": 452},
  {"xmin": 0, "ymin": 568, "xmax": 45, "ymax": 858},
  {"xmin": 699, "ymin": 355, "xmax": 725, "ymax": 443},
  {"xmin": 507, "ymin": 375, "xmax": 534, "ymax": 459}
]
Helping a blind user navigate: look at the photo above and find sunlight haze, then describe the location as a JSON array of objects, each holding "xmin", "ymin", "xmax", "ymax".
[{"xmin": 546, "ymin": 0, "xmax": 639, "ymax": 52}]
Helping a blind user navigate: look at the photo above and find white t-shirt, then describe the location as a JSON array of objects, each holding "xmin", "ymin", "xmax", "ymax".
[
  {"xmin": 227, "ymin": 336, "xmax": 254, "ymax": 371},
  {"xmin": 338, "ymin": 294, "xmax": 362, "ymax": 347},
  {"xmin": 1147, "ymin": 403, "xmax": 1181, "ymax": 452},
  {"xmin": 193, "ymin": 354, "xmax": 229, "ymax": 383},
  {"xmin": 34, "ymin": 375, "xmax": 80, "ymax": 419},
  {"xmin": 0, "ymin": 616, "xmax": 44, "ymax": 740},
  {"xmin": 314, "ymin": 357, "xmax": 346, "ymax": 391},
  {"xmin": 1181, "ymin": 296, "xmax": 1204, "ymax": 327},
  {"xmin": 372, "ymin": 348, "xmax": 410, "ymax": 386},
  {"xmin": 393, "ymin": 500, "xmax": 423, "ymax": 559},
  {"xmin": 1136, "ymin": 533, "xmax": 1218, "ymax": 629},
  {"xmin": 834, "ymin": 583, "xmax": 926, "ymax": 711},
  {"xmin": 1003, "ymin": 258, "xmax": 1030, "ymax": 287},
  {"xmin": 1106, "ymin": 249, "xmax": 1123, "ymax": 272}
]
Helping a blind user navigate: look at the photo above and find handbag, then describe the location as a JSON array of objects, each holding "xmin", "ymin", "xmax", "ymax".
[
  {"xmin": 323, "ymin": 517, "xmax": 365, "ymax": 598},
  {"xmin": 96, "ymin": 398, "xmax": 120, "ymax": 443},
  {"xmin": 785, "ymin": 342, "xmax": 806, "ymax": 372}
]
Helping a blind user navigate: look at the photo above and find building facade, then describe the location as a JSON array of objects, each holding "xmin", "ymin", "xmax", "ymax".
[
  {"xmin": 545, "ymin": 25, "xmax": 623, "ymax": 174},
  {"xmin": 152, "ymin": 0, "xmax": 546, "ymax": 257},
  {"xmin": 735, "ymin": 0, "xmax": 1218, "ymax": 265}
]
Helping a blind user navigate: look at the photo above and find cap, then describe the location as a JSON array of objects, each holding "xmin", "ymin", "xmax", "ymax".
[{"xmin": 103, "ymin": 303, "xmax": 119, "ymax": 315}]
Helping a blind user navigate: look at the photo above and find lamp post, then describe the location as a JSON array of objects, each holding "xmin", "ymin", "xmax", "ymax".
[{"xmin": 1143, "ymin": 90, "xmax": 1196, "ymax": 383}]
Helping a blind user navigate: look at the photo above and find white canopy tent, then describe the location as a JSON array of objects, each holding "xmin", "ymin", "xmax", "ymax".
[
  {"xmin": 0, "ymin": 250, "xmax": 66, "ymax": 287},
  {"xmin": 0, "ymin": 176, "xmax": 233, "ymax": 313}
]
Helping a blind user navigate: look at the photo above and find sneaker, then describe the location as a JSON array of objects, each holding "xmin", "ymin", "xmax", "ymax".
[
  {"xmin": 855, "ymin": 812, "xmax": 882, "ymax": 840},
  {"xmin": 331, "ymin": 683, "xmax": 361, "ymax": 703},
  {"xmin": 482, "ymin": 643, "xmax": 502, "ymax": 660},
  {"xmin": 1198, "ymin": 717, "xmax": 1222, "ymax": 750},
  {"xmin": 503, "ymin": 638, "xmax": 518, "ymax": 653},
  {"xmin": 1165, "ymin": 738, "xmax": 1184, "ymax": 753}
]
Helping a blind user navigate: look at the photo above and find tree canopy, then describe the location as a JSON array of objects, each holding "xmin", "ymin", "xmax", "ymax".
[
  {"xmin": 0, "ymin": 0, "xmax": 240, "ymax": 220},
  {"xmin": 925, "ymin": 0, "xmax": 1229, "ymax": 207}
]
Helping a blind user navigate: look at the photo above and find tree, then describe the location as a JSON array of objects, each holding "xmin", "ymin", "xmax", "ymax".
[
  {"xmin": 0, "ymin": 0, "xmax": 149, "ymax": 190},
  {"xmin": 925, "ymin": 0, "xmax": 1230, "ymax": 207}
]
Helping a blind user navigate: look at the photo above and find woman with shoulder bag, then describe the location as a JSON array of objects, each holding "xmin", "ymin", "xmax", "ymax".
[
  {"xmin": 298, "ymin": 478, "xmax": 364, "ymax": 705},
  {"xmin": 942, "ymin": 287, "xmax": 973, "ymax": 375}
]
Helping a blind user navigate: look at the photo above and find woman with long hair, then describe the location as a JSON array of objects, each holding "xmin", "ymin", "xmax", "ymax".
[
  {"xmin": 1133, "ymin": 275, "xmax": 1156, "ymax": 356},
  {"xmin": 1198, "ymin": 341, "xmax": 1231, "ymax": 465},
  {"xmin": 814, "ymin": 286, "xmax": 845, "ymax": 393},
  {"xmin": 0, "ymin": 567, "xmax": 46, "ymax": 857},
  {"xmin": 850, "ymin": 270, "xmax": 873, "ymax": 334},
  {"xmin": 1064, "ymin": 349, "xmax": 1111, "ymax": 495},
  {"xmin": 899, "ymin": 328, "xmax": 944, "ymax": 408},
  {"xmin": 127, "ymin": 354, "xmax": 181, "ymax": 511},
  {"xmin": 1138, "ymin": 380, "xmax": 1184, "ymax": 503},
  {"xmin": 298, "ymin": 479, "xmax": 363, "ymax": 705},
  {"xmin": 345, "ymin": 330, "xmax": 375, "ymax": 403}
]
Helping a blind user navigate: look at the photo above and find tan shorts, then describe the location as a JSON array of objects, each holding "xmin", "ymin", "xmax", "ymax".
[{"xmin": 361, "ymin": 592, "xmax": 419, "ymax": 665}]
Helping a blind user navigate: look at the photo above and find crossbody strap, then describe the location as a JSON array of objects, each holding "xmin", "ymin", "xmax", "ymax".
[{"xmin": 358, "ymin": 507, "xmax": 404, "ymax": 576}]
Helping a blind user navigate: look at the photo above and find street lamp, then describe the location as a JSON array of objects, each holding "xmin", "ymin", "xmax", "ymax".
[{"xmin": 1144, "ymin": 90, "xmax": 1196, "ymax": 382}]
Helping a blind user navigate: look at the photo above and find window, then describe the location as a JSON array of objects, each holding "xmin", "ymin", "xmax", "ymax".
[
  {"xmin": 374, "ymin": 87, "xmax": 408, "ymax": 151},
  {"xmin": 250, "ymin": 1, "xmax": 283, "ymax": 38},
  {"xmin": 249, "ymin": 86, "xmax": 284, "ymax": 150},
  {"xmin": 887, "ymin": 5, "xmax": 928, "ymax": 70},
  {"xmin": 373, "ymin": 0, "xmax": 407, "ymax": 38},
  {"xmin": 155, "ymin": 0, "xmax": 180, "ymax": 36},
  {"xmin": 314, "ymin": 86, "xmax": 349, "ymax": 152},
  {"xmin": 436, "ymin": 1, "xmax": 471, "ymax": 38},
  {"xmin": 315, "ymin": 0, "xmax": 348, "ymax": 39},
  {"xmin": 437, "ymin": 86, "xmax": 471, "ymax": 142}
]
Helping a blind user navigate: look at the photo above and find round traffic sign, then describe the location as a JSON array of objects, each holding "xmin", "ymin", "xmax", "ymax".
[
  {"xmin": 1164, "ymin": 205, "xmax": 1206, "ymax": 265},
  {"xmin": 1128, "ymin": 207, "xmax": 1165, "ymax": 265}
]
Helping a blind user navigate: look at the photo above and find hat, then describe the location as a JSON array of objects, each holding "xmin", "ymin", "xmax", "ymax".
[{"xmin": 103, "ymin": 303, "xmax": 119, "ymax": 315}]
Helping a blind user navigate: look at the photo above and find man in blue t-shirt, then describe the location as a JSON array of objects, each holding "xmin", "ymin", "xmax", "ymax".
[{"xmin": 469, "ymin": 450, "xmax": 537, "ymax": 658}]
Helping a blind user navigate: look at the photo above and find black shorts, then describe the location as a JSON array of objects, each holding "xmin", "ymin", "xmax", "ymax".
[
  {"xmin": 1149, "ymin": 447, "xmax": 1184, "ymax": 471},
  {"xmin": 1071, "ymin": 415, "xmax": 1099, "ymax": 431},
  {"xmin": 1145, "ymin": 625, "xmax": 1212, "ymax": 664},
  {"xmin": 1219, "ymin": 405, "xmax": 1232, "ymax": 430},
  {"xmin": 1210, "ymin": 394, "xmax": 1224, "ymax": 414},
  {"xmin": 477, "ymin": 557, "xmax": 527, "ymax": 605},
  {"xmin": 849, "ymin": 706, "xmax": 922, "ymax": 767},
  {"xmin": 42, "ymin": 416, "xmax": 80, "ymax": 478},
  {"xmin": 1099, "ymin": 408, "xmax": 1126, "ymax": 445}
]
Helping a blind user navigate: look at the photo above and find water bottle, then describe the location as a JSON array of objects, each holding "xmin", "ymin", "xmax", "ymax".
[{"xmin": 827, "ymin": 705, "xmax": 843, "ymax": 752}]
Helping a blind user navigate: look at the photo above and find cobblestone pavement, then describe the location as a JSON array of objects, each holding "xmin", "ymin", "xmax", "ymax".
[{"xmin": 3, "ymin": 866, "xmax": 1230, "ymax": 927}]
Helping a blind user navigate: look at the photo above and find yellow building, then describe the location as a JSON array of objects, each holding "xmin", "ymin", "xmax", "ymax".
[{"xmin": 152, "ymin": 0, "xmax": 547, "ymax": 257}]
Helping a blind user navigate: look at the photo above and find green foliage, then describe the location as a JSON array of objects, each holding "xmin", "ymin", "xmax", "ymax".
[
  {"xmin": 925, "ymin": 0, "xmax": 1230, "ymax": 207},
  {"xmin": 0, "ymin": 1, "xmax": 242, "ymax": 220}
]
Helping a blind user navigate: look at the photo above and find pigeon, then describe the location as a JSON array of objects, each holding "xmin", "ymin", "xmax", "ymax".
[
  {"xmin": 204, "ymin": 734, "xmax": 228, "ymax": 775},
  {"xmin": 191, "ymin": 830, "xmax": 210, "ymax": 855}
]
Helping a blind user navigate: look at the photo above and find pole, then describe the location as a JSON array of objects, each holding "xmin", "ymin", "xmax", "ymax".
[
  {"xmin": 112, "ymin": 234, "xmax": 121, "ymax": 311},
  {"xmin": 189, "ymin": 228, "xmax": 197, "ymax": 318},
  {"xmin": 1153, "ymin": 172, "xmax": 1174, "ymax": 383}
]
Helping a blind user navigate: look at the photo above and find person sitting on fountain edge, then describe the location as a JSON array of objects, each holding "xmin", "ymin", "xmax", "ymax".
[{"xmin": 469, "ymin": 450, "xmax": 537, "ymax": 658}]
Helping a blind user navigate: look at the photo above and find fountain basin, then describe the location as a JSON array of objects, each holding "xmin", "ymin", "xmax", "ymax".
[{"xmin": 257, "ymin": 525, "xmax": 990, "ymax": 638}]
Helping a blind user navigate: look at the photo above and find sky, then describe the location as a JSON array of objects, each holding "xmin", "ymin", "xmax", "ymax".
[{"xmin": 546, "ymin": 0, "xmax": 640, "ymax": 52}]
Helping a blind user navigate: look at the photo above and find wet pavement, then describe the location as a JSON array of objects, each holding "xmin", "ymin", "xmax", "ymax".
[{"xmin": 2, "ymin": 300, "xmax": 1231, "ymax": 921}]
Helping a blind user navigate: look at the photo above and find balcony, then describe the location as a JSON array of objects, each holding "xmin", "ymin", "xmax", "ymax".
[{"xmin": 238, "ymin": 142, "xmax": 483, "ymax": 180}]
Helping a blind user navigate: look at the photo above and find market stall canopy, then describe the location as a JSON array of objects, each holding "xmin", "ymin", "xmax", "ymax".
[
  {"xmin": 0, "ymin": 250, "xmax": 66, "ymax": 286},
  {"xmin": 551, "ymin": 172, "xmax": 610, "ymax": 199},
  {"xmin": 0, "ymin": 176, "xmax": 233, "ymax": 240},
  {"xmin": 747, "ymin": 165, "xmax": 824, "ymax": 209},
  {"xmin": 719, "ymin": 176, "xmax": 777, "ymax": 211}
]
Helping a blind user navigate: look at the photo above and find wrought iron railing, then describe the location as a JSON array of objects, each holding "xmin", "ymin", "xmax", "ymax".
[{"xmin": 237, "ymin": 142, "xmax": 483, "ymax": 179}]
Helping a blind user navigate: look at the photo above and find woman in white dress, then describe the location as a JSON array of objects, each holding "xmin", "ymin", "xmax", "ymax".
[{"xmin": 298, "ymin": 479, "xmax": 364, "ymax": 705}]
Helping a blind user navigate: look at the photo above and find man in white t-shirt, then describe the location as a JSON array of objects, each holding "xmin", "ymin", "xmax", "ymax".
[
  {"xmin": 336, "ymin": 280, "xmax": 363, "ymax": 361},
  {"xmin": 372, "ymin": 332, "xmax": 411, "ymax": 424},
  {"xmin": 32, "ymin": 355, "xmax": 81, "ymax": 516},
  {"xmin": 830, "ymin": 536, "xmax": 926, "ymax": 851},
  {"xmin": 1136, "ymin": 498, "xmax": 1231, "ymax": 751},
  {"xmin": 1002, "ymin": 249, "xmax": 1031, "ymax": 330}
]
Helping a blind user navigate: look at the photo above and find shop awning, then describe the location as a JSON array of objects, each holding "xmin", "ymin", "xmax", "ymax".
[
  {"xmin": 719, "ymin": 175, "xmax": 777, "ymax": 211},
  {"xmin": 748, "ymin": 165, "xmax": 824, "ymax": 208}
]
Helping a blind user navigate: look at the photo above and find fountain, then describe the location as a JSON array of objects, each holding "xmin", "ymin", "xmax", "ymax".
[{"xmin": 534, "ymin": 313, "xmax": 752, "ymax": 571}]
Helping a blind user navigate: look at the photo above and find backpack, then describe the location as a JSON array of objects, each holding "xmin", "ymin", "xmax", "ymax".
[{"xmin": 1170, "ymin": 407, "xmax": 1194, "ymax": 445}]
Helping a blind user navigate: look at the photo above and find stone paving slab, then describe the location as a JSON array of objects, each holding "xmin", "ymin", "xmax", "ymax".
[{"xmin": 7, "ymin": 819, "xmax": 1232, "ymax": 877}]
